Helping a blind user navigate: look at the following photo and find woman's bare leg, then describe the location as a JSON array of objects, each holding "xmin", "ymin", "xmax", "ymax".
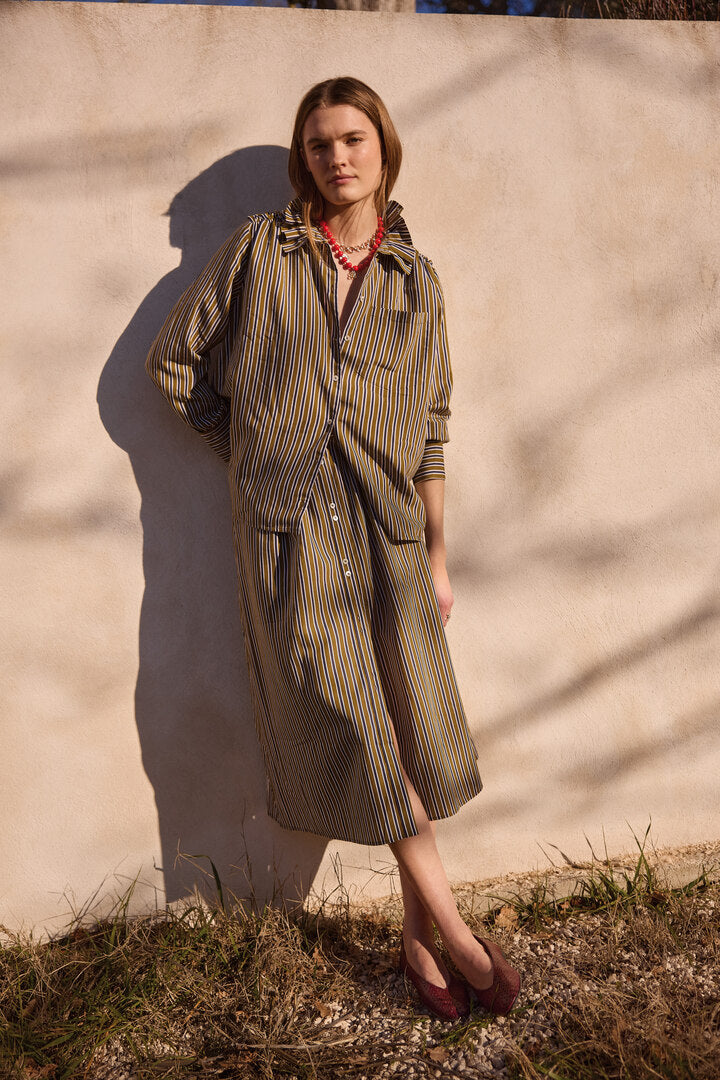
[
  {"xmin": 397, "ymin": 833, "xmax": 452, "ymax": 987},
  {"xmin": 391, "ymin": 762, "xmax": 494, "ymax": 990}
]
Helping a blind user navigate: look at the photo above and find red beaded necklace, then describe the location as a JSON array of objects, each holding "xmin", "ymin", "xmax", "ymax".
[{"xmin": 318, "ymin": 215, "xmax": 385, "ymax": 276}]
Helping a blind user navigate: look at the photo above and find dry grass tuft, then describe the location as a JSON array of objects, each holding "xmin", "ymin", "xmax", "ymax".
[
  {"xmin": 506, "ymin": 882, "xmax": 720, "ymax": 1080},
  {"xmin": 1, "ymin": 837, "xmax": 719, "ymax": 1080}
]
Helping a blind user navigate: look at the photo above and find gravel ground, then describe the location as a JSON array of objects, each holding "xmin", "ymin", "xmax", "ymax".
[
  {"xmin": 85, "ymin": 841, "xmax": 720, "ymax": 1079},
  {"xmin": 88, "ymin": 894, "xmax": 720, "ymax": 1079},
  {"xmin": 294, "ymin": 892, "xmax": 719, "ymax": 1079}
]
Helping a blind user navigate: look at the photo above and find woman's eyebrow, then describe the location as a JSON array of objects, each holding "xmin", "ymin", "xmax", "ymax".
[{"xmin": 306, "ymin": 128, "xmax": 368, "ymax": 145}]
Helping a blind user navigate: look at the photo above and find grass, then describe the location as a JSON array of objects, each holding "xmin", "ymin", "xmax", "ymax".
[
  {"xmin": 485, "ymin": 823, "xmax": 716, "ymax": 932},
  {"xmin": 504, "ymin": 878, "xmax": 720, "ymax": 1080},
  {"xmin": 496, "ymin": 826, "xmax": 720, "ymax": 1080},
  {"xmin": 1, "ymin": 829, "xmax": 718, "ymax": 1080}
]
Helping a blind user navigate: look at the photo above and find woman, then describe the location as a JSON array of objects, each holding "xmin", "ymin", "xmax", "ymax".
[{"xmin": 146, "ymin": 76, "xmax": 520, "ymax": 1021}]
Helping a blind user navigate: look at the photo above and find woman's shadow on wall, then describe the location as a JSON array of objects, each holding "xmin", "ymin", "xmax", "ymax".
[{"xmin": 98, "ymin": 147, "xmax": 329, "ymax": 913}]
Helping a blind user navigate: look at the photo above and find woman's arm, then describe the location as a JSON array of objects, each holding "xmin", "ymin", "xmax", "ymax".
[
  {"xmin": 415, "ymin": 475, "xmax": 453, "ymax": 623},
  {"xmin": 412, "ymin": 256, "xmax": 454, "ymax": 622},
  {"xmin": 146, "ymin": 218, "xmax": 253, "ymax": 462}
]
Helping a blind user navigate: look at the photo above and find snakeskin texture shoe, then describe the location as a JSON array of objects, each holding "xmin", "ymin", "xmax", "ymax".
[
  {"xmin": 399, "ymin": 938, "xmax": 461, "ymax": 1022},
  {"xmin": 468, "ymin": 935, "xmax": 521, "ymax": 1016}
]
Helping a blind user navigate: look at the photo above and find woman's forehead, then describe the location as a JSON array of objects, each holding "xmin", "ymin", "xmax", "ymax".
[{"xmin": 303, "ymin": 103, "xmax": 374, "ymax": 140}]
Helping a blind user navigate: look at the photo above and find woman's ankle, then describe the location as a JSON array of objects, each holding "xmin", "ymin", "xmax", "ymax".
[
  {"xmin": 402, "ymin": 923, "xmax": 436, "ymax": 954},
  {"xmin": 439, "ymin": 926, "xmax": 494, "ymax": 985},
  {"xmin": 402, "ymin": 908, "xmax": 434, "ymax": 936}
]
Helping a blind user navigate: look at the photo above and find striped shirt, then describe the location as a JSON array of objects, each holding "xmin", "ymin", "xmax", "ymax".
[{"xmin": 146, "ymin": 197, "xmax": 452, "ymax": 542}]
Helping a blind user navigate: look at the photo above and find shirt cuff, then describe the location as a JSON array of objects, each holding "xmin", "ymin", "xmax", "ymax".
[
  {"xmin": 413, "ymin": 440, "xmax": 445, "ymax": 483},
  {"xmin": 201, "ymin": 407, "xmax": 231, "ymax": 463}
]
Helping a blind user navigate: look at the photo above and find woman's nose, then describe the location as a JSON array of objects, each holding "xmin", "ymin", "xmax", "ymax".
[{"xmin": 329, "ymin": 142, "xmax": 346, "ymax": 166}]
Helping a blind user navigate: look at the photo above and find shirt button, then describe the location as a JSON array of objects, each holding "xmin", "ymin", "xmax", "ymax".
[
  {"xmin": 344, "ymin": 570, "xmax": 352, "ymax": 577},
  {"xmin": 333, "ymin": 375, "xmax": 339, "ymax": 381},
  {"xmin": 332, "ymin": 515, "xmax": 339, "ymax": 522}
]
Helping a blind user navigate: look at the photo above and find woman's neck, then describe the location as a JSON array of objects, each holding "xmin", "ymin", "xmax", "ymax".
[{"xmin": 321, "ymin": 198, "xmax": 379, "ymax": 247}]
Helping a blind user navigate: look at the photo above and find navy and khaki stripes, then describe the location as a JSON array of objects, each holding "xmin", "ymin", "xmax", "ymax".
[
  {"xmin": 146, "ymin": 198, "xmax": 452, "ymax": 543},
  {"xmin": 146, "ymin": 199, "xmax": 483, "ymax": 844},
  {"xmin": 234, "ymin": 437, "xmax": 482, "ymax": 844}
]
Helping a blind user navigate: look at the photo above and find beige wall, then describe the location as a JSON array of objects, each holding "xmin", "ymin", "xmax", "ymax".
[{"xmin": 2, "ymin": 2, "xmax": 719, "ymax": 935}]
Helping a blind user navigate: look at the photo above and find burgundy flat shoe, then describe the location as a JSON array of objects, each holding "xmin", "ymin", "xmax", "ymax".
[
  {"xmin": 468, "ymin": 935, "xmax": 521, "ymax": 1016},
  {"xmin": 399, "ymin": 938, "xmax": 460, "ymax": 1022},
  {"xmin": 446, "ymin": 970, "xmax": 471, "ymax": 1018}
]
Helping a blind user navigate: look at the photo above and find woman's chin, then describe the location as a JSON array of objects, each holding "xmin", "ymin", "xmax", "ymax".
[{"xmin": 322, "ymin": 189, "xmax": 374, "ymax": 213}]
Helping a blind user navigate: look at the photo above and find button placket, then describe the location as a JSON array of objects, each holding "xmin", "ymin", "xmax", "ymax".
[{"xmin": 327, "ymin": 499, "xmax": 352, "ymax": 577}]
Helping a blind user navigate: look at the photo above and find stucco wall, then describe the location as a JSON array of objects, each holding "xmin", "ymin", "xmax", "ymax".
[{"xmin": 2, "ymin": 2, "xmax": 719, "ymax": 935}]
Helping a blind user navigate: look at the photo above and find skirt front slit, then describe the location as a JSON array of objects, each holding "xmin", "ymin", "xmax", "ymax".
[{"xmin": 232, "ymin": 437, "xmax": 483, "ymax": 846}]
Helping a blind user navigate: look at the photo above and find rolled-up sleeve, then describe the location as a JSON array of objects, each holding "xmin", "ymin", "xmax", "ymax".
[
  {"xmin": 413, "ymin": 440, "xmax": 445, "ymax": 483},
  {"xmin": 145, "ymin": 218, "xmax": 253, "ymax": 463}
]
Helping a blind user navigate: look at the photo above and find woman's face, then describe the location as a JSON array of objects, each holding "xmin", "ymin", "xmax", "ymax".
[{"xmin": 301, "ymin": 104, "xmax": 384, "ymax": 214}]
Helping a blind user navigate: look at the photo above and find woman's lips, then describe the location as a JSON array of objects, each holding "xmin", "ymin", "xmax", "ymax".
[{"xmin": 329, "ymin": 176, "xmax": 354, "ymax": 184}]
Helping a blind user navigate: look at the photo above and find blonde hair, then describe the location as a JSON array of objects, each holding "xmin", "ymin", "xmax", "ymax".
[{"xmin": 288, "ymin": 77, "xmax": 403, "ymax": 255}]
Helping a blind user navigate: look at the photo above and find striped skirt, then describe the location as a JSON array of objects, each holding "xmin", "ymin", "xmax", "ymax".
[{"xmin": 231, "ymin": 438, "xmax": 483, "ymax": 846}]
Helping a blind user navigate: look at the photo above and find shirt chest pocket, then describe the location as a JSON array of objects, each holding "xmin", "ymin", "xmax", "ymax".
[
  {"xmin": 225, "ymin": 328, "xmax": 280, "ymax": 402},
  {"xmin": 351, "ymin": 308, "xmax": 428, "ymax": 380}
]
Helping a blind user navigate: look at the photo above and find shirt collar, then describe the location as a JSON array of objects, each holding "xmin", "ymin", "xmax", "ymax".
[
  {"xmin": 277, "ymin": 196, "xmax": 415, "ymax": 275},
  {"xmin": 277, "ymin": 198, "xmax": 308, "ymax": 252}
]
